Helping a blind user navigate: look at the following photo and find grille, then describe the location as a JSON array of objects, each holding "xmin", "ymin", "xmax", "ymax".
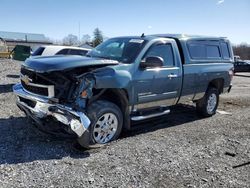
[
  {"xmin": 20, "ymin": 67, "xmax": 74, "ymax": 101},
  {"xmin": 21, "ymin": 80, "xmax": 49, "ymax": 96}
]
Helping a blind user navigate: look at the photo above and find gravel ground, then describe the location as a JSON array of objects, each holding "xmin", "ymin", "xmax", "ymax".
[{"xmin": 0, "ymin": 59, "xmax": 249, "ymax": 188}]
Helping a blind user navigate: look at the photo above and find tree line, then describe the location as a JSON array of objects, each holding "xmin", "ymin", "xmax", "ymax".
[
  {"xmin": 233, "ymin": 44, "xmax": 250, "ymax": 60},
  {"xmin": 60, "ymin": 28, "xmax": 104, "ymax": 47},
  {"xmin": 58, "ymin": 29, "xmax": 250, "ymax": 60}
]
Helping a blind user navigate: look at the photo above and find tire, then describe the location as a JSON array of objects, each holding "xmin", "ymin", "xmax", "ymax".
[
  {"xmin": 77, "ymin": 100, "xmax": 123, "ymax": 147},
  {"xmin": 196, "ymin": 87, "xmax": 219, "ymax": 117}
]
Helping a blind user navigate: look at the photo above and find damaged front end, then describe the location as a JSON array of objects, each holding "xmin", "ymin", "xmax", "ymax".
[
  {"xmin": 13, "ymin": 54, "xmax": 131, "ymax": 147},
  {"xmin": 13, "ymin": 69, "xmax": 99, "ymax": 148},
  {"xmin": 13, "ymin": 83, "xmax": 91, "ymax": 145}
]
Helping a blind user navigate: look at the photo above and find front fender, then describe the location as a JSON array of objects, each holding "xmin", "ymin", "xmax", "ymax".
[{"xmin": 93, "ymin": 67, "xmax": 132, "ymax": 89}]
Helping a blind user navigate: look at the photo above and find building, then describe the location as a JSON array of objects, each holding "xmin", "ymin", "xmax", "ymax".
[{"xmin": 0, "ymin": 31, "xmax": 52, "ymax": 51}]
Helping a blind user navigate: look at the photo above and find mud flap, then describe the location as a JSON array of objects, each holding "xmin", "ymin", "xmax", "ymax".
[{"xmin": 77, "ymin": 129, "xmax": 91, "ymax": 148}]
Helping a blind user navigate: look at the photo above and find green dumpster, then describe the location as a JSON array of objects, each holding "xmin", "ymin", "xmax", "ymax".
[{"xmin": 12, "ymin": 45, "xmax": 31, "ymax": 61}]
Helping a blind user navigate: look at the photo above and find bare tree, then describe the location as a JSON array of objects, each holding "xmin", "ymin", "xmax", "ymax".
[
  {"xmin": 233, "ymin": 43, "xmax": 250, "ymax": 60},
  {"xmin": 81, "ymin": 34, "xmax": 91, "ymax": 44},
  {"xmin": 62, "ymin": 34, "xmax": 79, "ymax": 46}
]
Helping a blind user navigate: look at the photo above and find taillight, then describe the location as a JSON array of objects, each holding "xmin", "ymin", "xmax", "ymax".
[{"xmin": 229, "ymin": 68, "xmax": 234, "ymax": 81}]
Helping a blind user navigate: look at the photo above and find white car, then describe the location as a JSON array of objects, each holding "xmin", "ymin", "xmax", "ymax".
[{"xmin": 32, "ymin": 45, "xmax": 91, "ymax": 57}]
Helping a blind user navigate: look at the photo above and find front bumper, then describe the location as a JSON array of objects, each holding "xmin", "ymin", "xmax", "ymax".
[{"xmin": 13, "ymin": 83, "xmax": 91, "ymax": 138}]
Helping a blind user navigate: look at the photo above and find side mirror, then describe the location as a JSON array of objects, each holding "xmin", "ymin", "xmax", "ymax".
[{"xmin": 140, "ymin": 56, "xmax": 164, "ymax": 69}]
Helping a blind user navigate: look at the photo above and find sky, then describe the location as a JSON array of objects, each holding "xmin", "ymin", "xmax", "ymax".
[{"xmin": 0, "ymin": 0, "xmax": 249, "ymax": 44}]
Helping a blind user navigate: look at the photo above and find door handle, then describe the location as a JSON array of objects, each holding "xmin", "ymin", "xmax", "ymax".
[{"xmin": 167, "ymin": 74, "xmax": 178, "ymax": 78}]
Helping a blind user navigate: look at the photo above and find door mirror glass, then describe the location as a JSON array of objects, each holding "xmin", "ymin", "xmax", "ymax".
[{"xmin": 140, "ymin": 56, "xmax": 163, "ymax": 69}]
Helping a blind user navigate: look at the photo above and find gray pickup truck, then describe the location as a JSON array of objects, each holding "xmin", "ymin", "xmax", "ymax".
[{"xmin": 13, "ymin": 34, "xmax": 234, "ymax": 147}]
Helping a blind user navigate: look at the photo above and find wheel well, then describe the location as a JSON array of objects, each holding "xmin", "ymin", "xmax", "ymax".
[
  {"xmin": 208, "ymin": 78, "xmax": 224, "ymax": 94},
  {"xmin": 90, "ymin": 88, "xmax": 131, "ymax": 130},
  {"xmin": 99, "ymin": 89, "xmax": 128, "ymax": 111}
]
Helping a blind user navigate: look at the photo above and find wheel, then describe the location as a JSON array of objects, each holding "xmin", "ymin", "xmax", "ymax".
[
  {"xmin": 196, "ymin": 87, "xmax": 219, "ymax": 117},
  {"xmin": 77, "ymin": 100, "xmax": 123, "ymax": 147}
]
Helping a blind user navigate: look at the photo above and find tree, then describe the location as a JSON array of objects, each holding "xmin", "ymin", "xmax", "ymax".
[
  {"xmin": 62, "ymin": 34, "xmax": 79, "ymax": 46},
  {"xmin": 92, "ymin": 28, "xmax": 103, "ymax": 47},
  {"xmin": 233, "ymin": 43, "xmax": 250, "ymax": 60},
  {"xmin": 81, "ymin": 34, "xmax": 91, "ymax": 44}
]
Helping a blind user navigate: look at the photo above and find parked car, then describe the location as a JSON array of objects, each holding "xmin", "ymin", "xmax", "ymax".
[
  {"xmin": 234, "ymin": 60, "xmax": 250, "ymax": 72},
  {"xmin": 32, "ymin": 45, "xmax": 91, "ymax": 57},
  {"xmin": 13, "ymin": 34, "xmax": 234, "ymax": 148}
]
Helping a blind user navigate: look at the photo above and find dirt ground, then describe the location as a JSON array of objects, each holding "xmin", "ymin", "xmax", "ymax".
[{"xmin": 0, "ymin": 59, "xmax": 249, "ymax": 188}]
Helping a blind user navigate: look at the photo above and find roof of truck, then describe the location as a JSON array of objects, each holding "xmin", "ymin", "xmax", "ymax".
[
  {"xmin": 151, "ymin": 34, "xmax": 227, "ymax": 40},
  {"xmin": 112, "ymin": 34, "xmax": 228, "ymax": 41}
]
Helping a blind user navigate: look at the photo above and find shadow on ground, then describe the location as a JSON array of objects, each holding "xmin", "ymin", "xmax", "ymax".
[
  {"xmin": 0, "ymin": 117, "xmax": 90, "ymax": 165},
  {"xmin": 0, "ymin": 104, "xmax": 201, "ymax": 165},
  {"xmin": 122, "ymin": 104, "xmax": 201, "ymax": 138},
  {"xmin": 6, "ymin": 74, "xmax": 20, "ymax": 79}
]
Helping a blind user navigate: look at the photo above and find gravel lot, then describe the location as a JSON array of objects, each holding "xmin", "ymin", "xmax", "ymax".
[{"xmin": 0, "ymin": 59, "xmax": 249, "ymax": 188}]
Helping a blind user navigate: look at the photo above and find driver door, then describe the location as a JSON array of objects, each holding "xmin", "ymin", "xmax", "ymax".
[{"xmin": 132, "ymin": 39, "xmax": 182, "ymax": 110}]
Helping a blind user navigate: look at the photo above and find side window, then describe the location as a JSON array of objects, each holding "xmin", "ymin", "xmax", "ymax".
[
  {"xmin": 56, "ymin": 49, "xmax": 70, "ymax": 55},
  {"xmin": 188, "ymin": 41, "xmax": 221, "ymax": 60},
  {"xmin": 206, "ymin": 45, "xmax": 221, "ymax": 58},
  {"xmin": 69, "ymin": 49, "xmax": 88, "ymax": 56},
  {"xmin": 32, "ymin": 47, "xmax": 45, "ymax": 56},
  {"xmin": 144, "ymin": 43, "xmax": 174, "ymax": 67},
  {"xmin": 221, "ymin": 42, "xmax": 230, "ymax": 59},
  {"xmin": 188, "ymin": 43, "xmax": 206, "ymax": 59}
]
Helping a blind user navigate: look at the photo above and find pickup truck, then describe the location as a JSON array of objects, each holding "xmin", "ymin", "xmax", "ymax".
[{"xmin": 13, "ymin": 34, "xmax": 234, "ymax": 148}]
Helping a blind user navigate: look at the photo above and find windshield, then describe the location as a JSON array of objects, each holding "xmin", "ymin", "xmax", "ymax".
[{"xmin": 87, "ymin": 37, "xmax": 147, "ymax": 63}]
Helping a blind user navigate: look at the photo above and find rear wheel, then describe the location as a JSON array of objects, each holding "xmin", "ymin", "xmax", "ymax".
[
  {"xmin": 196, "ymin": 87, "xmax": 219, "ymax": 117},
  {"xmin": 77, "ymin": 100, "xmax": 123, "ymax": 147}
]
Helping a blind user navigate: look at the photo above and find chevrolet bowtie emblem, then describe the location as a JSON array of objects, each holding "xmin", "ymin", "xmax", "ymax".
[{"xmin": 21, "ymin": 75, "xmax": 32, "ymax": 85}]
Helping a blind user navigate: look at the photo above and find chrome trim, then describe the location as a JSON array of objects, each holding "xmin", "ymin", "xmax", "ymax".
[
  {"xmin": 135, "ymin": 98, "xmax": 175, "ymax": 110},
  {"xmin": 13, "ymin": 83, "xmax": 90, "ymax": 137},
  {"xmin": 131, "ymin": 109, "xmax": 170, "ymax": 121},
  {"xmin": 167, "ymin": 74, "xmax": 178, "ymax": 78},
  {"xmin": 139, "ymin": 94, "xmax": 157, "ymax": 99},
  {"xmin": 21, "ymin": 73, "xmax": 55, "ymax": 97},
  {"xmin": 138, "ymin": 91, "xmax": 177, "ymax": 100},
  {"xmin": 13, "ymin": 83, "xmax": 49, "ymax": 103},
  {"xmin": 162, "ymin": 91, "xmax": 178, "ymax": 95}
]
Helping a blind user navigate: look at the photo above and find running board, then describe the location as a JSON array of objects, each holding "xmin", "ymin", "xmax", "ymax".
[{"xmin": 131, "ymin": 109, "xmax": 170, "ymax": 121}]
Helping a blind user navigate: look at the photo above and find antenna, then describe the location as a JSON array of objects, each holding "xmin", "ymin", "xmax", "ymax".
[{"xmin": 141, "ymin": 33, "xmax": 145, "ymax": 38}]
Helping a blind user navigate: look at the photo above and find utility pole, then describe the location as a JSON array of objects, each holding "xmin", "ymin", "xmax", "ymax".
[{"xmin": 78, "ymin": 22, "xmax": 81, "ymax": 45}]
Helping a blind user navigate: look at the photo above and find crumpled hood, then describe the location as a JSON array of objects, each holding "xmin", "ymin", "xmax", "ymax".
[{"xmin": 23, "ymin": 55, "xmax": 119, "ymax": 72}]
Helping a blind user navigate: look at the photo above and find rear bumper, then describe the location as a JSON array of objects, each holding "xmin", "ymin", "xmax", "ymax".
[{"xmin": 13, "ymin": 83, "xmax": 91, "ymax": 139}]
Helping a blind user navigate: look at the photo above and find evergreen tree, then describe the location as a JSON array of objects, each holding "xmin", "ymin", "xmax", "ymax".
[{"xmin": 92, "ymin": 28, "xmax": 103, "ymax": 47}]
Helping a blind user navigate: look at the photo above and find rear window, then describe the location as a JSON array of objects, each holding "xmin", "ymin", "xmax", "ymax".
[
  {"xmin": 68, "ymin": 49, "xmax": 88, "ymax": 56},
  {"xmin": 221, "ymin": 42, "xmax": 230, "ymax": 59},
  {"xmin": 56, "ymin": 49, "xmax": 70, "ymax": 55},
  {"xmin": 32, "ymin": 47, "xmax": 45, "ymax": 56}
]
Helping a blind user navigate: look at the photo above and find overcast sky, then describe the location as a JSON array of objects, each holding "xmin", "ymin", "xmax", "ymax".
[{"xmin": 0, "ymin": 0, "xmax": 249, "ymax": 44}]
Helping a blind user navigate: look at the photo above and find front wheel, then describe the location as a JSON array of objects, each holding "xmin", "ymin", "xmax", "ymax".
[
  {"xmin": 196, "ymin": 87, "xmax": 219, "ymax": 117},
  {"xmin": 77, "ymin": 100, "xmax": 123, "ymax": 147}
]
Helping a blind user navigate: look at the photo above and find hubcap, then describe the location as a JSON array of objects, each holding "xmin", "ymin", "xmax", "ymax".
[
  {"xmin": 92, "ymin": 113, "xmax": 118, "ymax": 144},
  {"xmin": 207, "ymin": 93, "xmax": 217, "ymax": 113}
]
